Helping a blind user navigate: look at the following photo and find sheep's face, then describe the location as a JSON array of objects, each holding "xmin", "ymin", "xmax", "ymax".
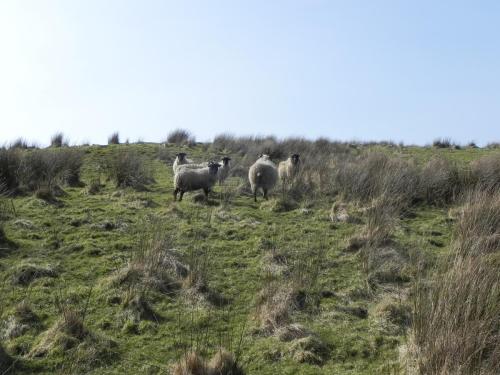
[
  {"xmin": 222, "ymin": 157, "xmax": 231, "ymax": 166},
  {"xmin": 291, "ymin": 154, "xmax": 300, "ymax": 165},
  {"xmin": 258, "ymin": 154, "xmax": 271, "ymax": 161},
  {"xmin": 207, "ymin": 162, "xmax": 221, "ymax": 175},
  {"xmin": 176, "ymin": 152, "xmax": 187, "ymax": 162}
]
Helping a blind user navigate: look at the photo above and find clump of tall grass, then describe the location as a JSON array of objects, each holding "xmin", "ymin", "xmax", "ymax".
[
  {"xmin": 19, "ymin": 149, "xmax": 85, "ymax": 192},
  {"xmin": 453, "ymin": 189, "xmax": 500, "ymax": 257},
  {"xmin": 166, "ymin": 129, "xmax": 196, "ymax": 146},
  {"xmin": 432, "ymin": 137, "xmax": 454, "ymax": 148},
  {"xmin": 104, "ymin": 149, "xmax": 153, "ymax": 190},
  {"xmin": 470, "ymin": 153, "xmax": 500, "ymax": 192},
  {"xmin": 0, "ymin": 147, "xmax": 22, "ymax": 192},
  {"xmin": 29, "ymin": 287, "xmax": 118, "ymax": 370},
  {"xmin": 410, "ymin": 189, "xmax": 500, "ymax": 375},
  {"xmin": 420, "ymin": 157, "xmax": 464, "ymax": 205},
  {"xmin": 256, "ymin": 246, "xmax": 323, "ymax": 332},
  {"xmin": 50, "ymin": 132, "xmax": 68, "ymax": 148},
  {"xmin": 333, "ymin": 152, "xmax": 420, "ymax": 206},
  {"xmin": 172, "ymin": 349, "xmax": 245, "ymax": 375},
  {"xmin": 9, "ymin": 138, "xmax": 31, "ymax": 149},
  {"xmin": 108, "ymin": 132, "xmax": 120, "ymax": 145}
]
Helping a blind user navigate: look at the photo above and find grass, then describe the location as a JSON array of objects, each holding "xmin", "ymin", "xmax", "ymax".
[{"xmin": 0, "ymin": 141, "xmax": 498, "ymax": 374}]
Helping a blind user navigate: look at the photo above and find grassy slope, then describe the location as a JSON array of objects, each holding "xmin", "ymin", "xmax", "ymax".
[{"xmin": 0, "ymin": 143, "xmax": 495, "ymax": 374}]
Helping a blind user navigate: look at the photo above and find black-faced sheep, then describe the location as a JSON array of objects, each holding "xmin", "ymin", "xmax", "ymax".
[
  {"xmin": 172, "ymin": 152, "xmax": 193, "ymax": 173},
  {"xmin": 278, "ymin": 154, "xmax": 301, "ymax": 183},
  {"xmin": 248, "ymin": 154, "xmax": 278, "ymax": 202},
  {"xmin": 173, "ymin": 161, "xmax": 221, "ymax": 201},
  {"xmin": 217, "ymin": 157, "xmax": 231, "ymax": 184}
]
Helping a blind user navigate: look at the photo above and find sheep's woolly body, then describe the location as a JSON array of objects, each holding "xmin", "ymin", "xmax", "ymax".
[
  {"xmin": 175, "ymin": 162, "xmax": 206, "ymax": 172},
  {"xmin": 178, "ymin": 159, "xmax": 231, "ymax": 184},
  {"xmin": 174, "ymin": 167, "xmax": 218, "ymax": 192},
  {"xmin": 249, "ymin": 155, "xmax": 278, "ymax": 201},
  {"xmin": 173, "ymin": 164, "xmax": 221, "ymax": 201},
  {"xmin": 217, "ymin": 159, "xmax": 231, "ymax": 184},
  {"xmin": 217, "ymin": 164, "xmax": 230, "ymax": 184},
  {"xmin": 278, "ymin": 157, "xmax": 300, "ymax": 182}
]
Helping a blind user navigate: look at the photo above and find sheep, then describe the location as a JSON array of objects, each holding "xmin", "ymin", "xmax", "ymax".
[
  {"xmin": 248, "ymin": 154, "xmax": 278, "ymax": 202},
  {"xmin": 173, "ymin": 161, "xmax": 221, "ymax": 201},
  {"xmin": 176, "ymin": 157, "xmax": 231, "ymax": 185},
  {"xmin": 217, "ymin": 157, "xmax": 231, "ymax": 184},
  {"xmin": 278, "ymin": 154, "xmax": 301, "ymax": 184},
  {"xmin": 172, "ymin": 152, "xmax": 193, "ymax": 173}
]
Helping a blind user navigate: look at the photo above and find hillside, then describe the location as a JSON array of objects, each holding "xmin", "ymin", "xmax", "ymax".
[{"xmin": 0, "ymin": 140, "xmax": 498, "ymax": 374}]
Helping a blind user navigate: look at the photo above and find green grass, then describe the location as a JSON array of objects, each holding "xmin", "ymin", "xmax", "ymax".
[{"xmin": 0, "ymin": 143, "xmax": 497, "ymax": 374}]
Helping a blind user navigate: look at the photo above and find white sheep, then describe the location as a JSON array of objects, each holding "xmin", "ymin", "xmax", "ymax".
[
  {"xmin": 217, "ymin": 157, "xmax": 231, "ymax": 185},
  {"xmin": 248, "ymin": 154, "xmax": 278, "ymax": 202},
  {"xmin": 173, "ymin": 161, "xmax": 221, "ymax": 201},
  {"xmin": 176, "ymin": 157, "xmax": 231, "ymax": 185},
  {"xmin": 278, "ymin": 154, "xmax": 301, "ymax": 184},
  {"xmin": 172, "ymin": 152, "xmax": 193, "ymax": 173}
]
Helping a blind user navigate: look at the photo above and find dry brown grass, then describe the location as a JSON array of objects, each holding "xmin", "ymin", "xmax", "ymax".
[
  {"xmin": 470, "ymin": 153, "xmax": 500, "ymax": 191},
  {"xmin": 171, "ymin": 349, "xmax": 244, "ymax": 375},
  {"xmin": 410, "ymin": 189, "xmax": 500, "ymax": 375}
]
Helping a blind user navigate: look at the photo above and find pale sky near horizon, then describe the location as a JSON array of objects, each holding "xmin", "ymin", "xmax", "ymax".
[{"xmin": 0, "ymin": 1, "xmax": 499, "ymax": 146}]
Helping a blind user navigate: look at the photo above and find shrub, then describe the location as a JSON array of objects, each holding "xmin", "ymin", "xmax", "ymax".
[
  {"xmin": 50, "ymin": 132, "xmax": 68, "ymax": 148},
  {"xmin": 104, "ymin": 150, "xmax": 153, "ymax": 190},
  {"xmin": 0, "ymin": 147, "xmax": 22, "ymax": 192},
  {"xmin": 18, "ymin": 149, "xmax": 84, "ymax": 192},
  {"xmin": 432, "ymin": 138, "xmax": 453, "ymax": 148},
  {"xmin": 486, "ymin": 142, "xmax": 500, "ymax": 149},
  {"xmin": 166, "ymin": 129, "xmax": 196, "ymax": 146},
  {"xmin": 108, "ymin": 132, "xmax": 120, "ymax": 145},
  {"xmin": 9, "ymin": 138, "xmax": 29, "ymax": 149}
]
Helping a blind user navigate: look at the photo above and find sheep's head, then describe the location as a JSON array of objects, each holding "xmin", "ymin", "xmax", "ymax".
[
  {"xmin": 291, "ymin": 154, "xmax": 300, "ymax": 165},
  {"xmin": 258, "ymin": 154, "xmax": 271, "ymax": 161},
  {"xmin": 221, "ymin": 157, "xmax": 231, "ymax": 166},
  {"xmin": 207, "ymin": 161, "xmax": 221, "ymax": 175},
  {"xmin": 176, "ymin": 152, "xmax": 187, "ymax": 161}
]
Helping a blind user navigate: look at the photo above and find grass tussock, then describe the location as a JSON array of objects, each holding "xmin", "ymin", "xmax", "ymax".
[
  {"xmin": 11, "ymin": 262, "xmax": 58, "ymax": 286},
  {"xmin": 104, "ymin": 149, "xmax": 153, "ymax": 190},
  {"xmin": 108, "ymin": 132, "xmax": 120, "ymax": 145},
  {"xmin": 410, "ymin": 189, "xmax": 500, "ymax": 375},
  {"xmin": 172, "ymin": 349, "xmax": 244, "ymax": 375},
  {"xmin": 470, "ymin": 153, "xmax": 500, "ymax": 192},
  {"xmin": 29, "ymin": 289, "xmax": 118, "ymax": 370},
  {"xmin": 288, "ymin": 335, "xmax": 330, "ymax": 365},
  {"xmin": 453, "ymin": 190, "xmax": 500, "ymax": 256},
  {"xmin": 167, "ymin": 129, "xmax": 196, "ymax": 147},
  {"xmin": 50, "ymin": 132, "xmax": 68, "ymax": 148},
  {"xmin": 256, "ymin": 247, "xmax": 323, "ymax": 332}
]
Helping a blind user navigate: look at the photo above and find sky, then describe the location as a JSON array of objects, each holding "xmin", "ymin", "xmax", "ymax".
[{"xmin": 0, "ymin": 0, "xmax": 499, "ymax": 146}]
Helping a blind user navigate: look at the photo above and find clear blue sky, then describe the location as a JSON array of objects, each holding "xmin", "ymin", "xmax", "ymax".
[{"xmin": 1, "ymin": 0, "xmax": 499, "ymax": 145}]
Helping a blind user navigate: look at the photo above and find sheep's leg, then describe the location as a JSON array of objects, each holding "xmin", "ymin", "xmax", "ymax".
[
  {"xmin": 253, "ymin": 187, "xmax": 257, "ymax": 202},
  {"xmin": 203, "ymin": 188, "xmax": 209, "ymax": 201},
  {"xmin": 173, "ymin": 188, "xmax": 179, "ymax": 201},
  {"xmin": 179, "ymin": 190, "xmax": 185, "ymax": 201},
  {"xmin": 263, "ymin": 188, "xmax": 268, "ymax": 200}
]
